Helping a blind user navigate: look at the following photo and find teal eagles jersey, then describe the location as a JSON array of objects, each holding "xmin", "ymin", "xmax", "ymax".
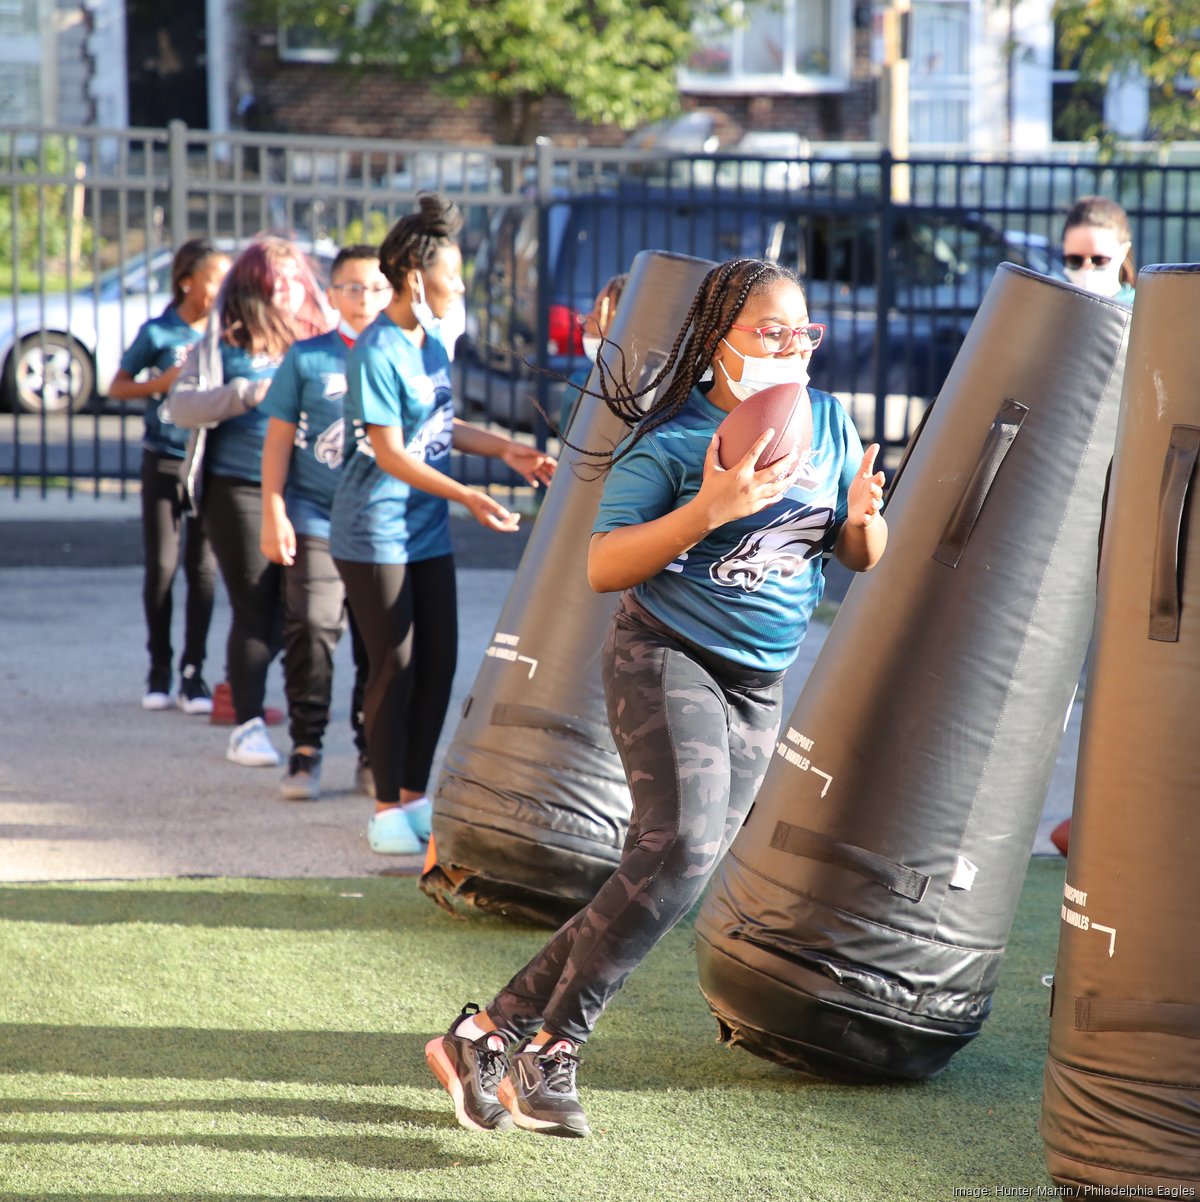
[
  {"xmin": 259, "ymin": 330, "xmax": 351, "ymax": 540},
  {"xmin": 203, "ymin": 343, "xmax": 280, "ymax": 483},
  {"xmin": 593, "ymin": 387, "xmax": 864, "ymax": 672},
  {"xmin": 120, "ymin": 306, "xmax": 202, "ymax": 458},
  {"xmin": 330, "ymin": 313, "xmax": 455, "ymax": 565}
]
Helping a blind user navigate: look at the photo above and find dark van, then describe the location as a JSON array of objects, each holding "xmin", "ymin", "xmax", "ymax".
[{"xmin": 457, "ymin": 182, "xmax": 1050, "ymax": 444}]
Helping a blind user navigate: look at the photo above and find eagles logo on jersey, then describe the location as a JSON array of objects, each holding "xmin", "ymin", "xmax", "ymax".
[
  {"xmin": 312, "ymin": 418, "xmax": 344, "ymax": 468},
  {"xmin": 405, "ymin": 397, "xmax": 455, "ymax": 462},
  {"xmin": 709, "ymin": 506, "xmax": 834, "ymax": 593}
]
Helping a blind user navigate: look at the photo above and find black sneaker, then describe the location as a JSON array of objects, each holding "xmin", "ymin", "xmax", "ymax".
[
  {"xmin": 499, "ymin": 1038, "xmax": 590, "ymax": 1137},
  {"xmin": 280, "ymin": 751, "xmax": 322, "ymax": 801},
  {"xmin": 176, "ymin": 665, "xmax": 213, "ymax": 716},
  {"xmin": 142, "ymin": 667, "xmax": 172, "ymax": 711},
  {"xmin": 425, "ymin": 1004, "xmax": 514, "ymax": 1133}
]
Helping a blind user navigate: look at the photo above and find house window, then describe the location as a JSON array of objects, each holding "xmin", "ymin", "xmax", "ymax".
[
  {"xmin": 0, "ymin": 0, "xmax": 38, "ymax": 38},
  {"xmin": 1050, "ymin": 15, "xmax": 1103, "ymax": 140},
  {"xmin": 681, "ymin": 0, "xmax": 852, "ymax": 94},
  {"xmin": 278, "ymin": 0, "xmax": 378, "ymax": 64},
  {"xmin": 909, "ymin": 0, "xmax": 973, "ymax": 144}
]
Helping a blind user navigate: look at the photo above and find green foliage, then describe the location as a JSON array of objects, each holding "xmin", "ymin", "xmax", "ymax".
[
  {"xmin": 253, "ymin": 0, "xmax": 734, "ymax": 144},
  {"xmin": 1054, "ymin": 0, "xmax": 1200, "ymax": 142},
  {"xmin": 0, "ymin": 135, "xmax": 95, "ymax": 288},
  {"xmin": 337, "ymin": 209, "xmax": 391, "ymax": 247}
]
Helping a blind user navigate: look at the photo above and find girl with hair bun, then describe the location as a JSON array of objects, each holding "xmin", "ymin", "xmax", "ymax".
[
  {"xmin": 109, "ymin": 237, "xmax": 231, "ymax": 714},
  {"xmin": 330, "ymin": 193, "xmax": 556, "ymax": 856},
  {"xmin": 426, "ymin": 257, "xmax": 887, "ymax": 1139},
  {"xmin": 171, "ymin": 235, "xmax": 331, "ymax": 770}
]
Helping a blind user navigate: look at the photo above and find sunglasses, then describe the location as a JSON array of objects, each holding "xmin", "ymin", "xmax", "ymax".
[{"xmin": 1063, "ymin": 254, "xmax": 1114, "ymax": 271}]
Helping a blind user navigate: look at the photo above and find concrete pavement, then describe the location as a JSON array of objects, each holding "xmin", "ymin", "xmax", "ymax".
[{"xmin": 0, "ymin": 491, "xmax": 1075, "ymax": 883}]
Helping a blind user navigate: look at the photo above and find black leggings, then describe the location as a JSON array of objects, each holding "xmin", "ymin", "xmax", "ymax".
[
  {"xmin": 336, "ymin": 555, "xmax": 457, "ymax": 803},
  {"xmin": 140, "ymin": 449, "xmax": 217, "ymax": 678},
  {"xmin": 488, "ymin": 593, "xmax": 784, "ymax": 1046},
  {"xmin": 282, "ymin": 534, "xmax": 369, "ymax": 753},
  {"xmin": 203, "ymin": 473, "xmax": 283, "ymax": 726}
]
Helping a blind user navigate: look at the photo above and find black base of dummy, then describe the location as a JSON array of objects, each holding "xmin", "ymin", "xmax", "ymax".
[
  {"xmin": 420, "ymin": 809, "xmax": 615, "ymax": 928},
  {"xmin": 695, "ymin": 931, "xmax": 983, "ymax": 1083}
]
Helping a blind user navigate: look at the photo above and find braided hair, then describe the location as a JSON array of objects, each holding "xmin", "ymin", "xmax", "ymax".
[
  {"xmin": 565, "ymin": 257, "xmax": 803, "ymax": 466},
  {"xmin": 379, "ymin": 192, "xmax": 463, "ymax": 292}
]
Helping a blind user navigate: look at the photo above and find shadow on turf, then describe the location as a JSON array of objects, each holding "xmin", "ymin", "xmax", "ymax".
[
  {"xmin": 0, "ymin": 1096, "xmax": 439, "ymax": 1124},
  {"xmin": 0, "ymin": 1130, "xmax": 490, "ymax": 1173},
  {"xmin": 0, "ymin": 884, "xmax": 477, "ymax": 933},
  {"xmin": 0, "ymin": 1025, "xmax": 443, "ymax": 1088}
]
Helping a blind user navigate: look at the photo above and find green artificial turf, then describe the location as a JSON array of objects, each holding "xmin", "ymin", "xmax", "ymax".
[{"xmin": 0, "ymin": 860, "xmax": 1067, "ymax": 1201}]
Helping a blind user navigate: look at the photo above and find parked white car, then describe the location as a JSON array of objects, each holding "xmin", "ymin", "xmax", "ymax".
[
  {"xmin": 0, "ymin": 252, "xmax": 178, "ymax": 414},
  {"xmin": 1, "ymin": 240, "xmax": 336, "ymax": 415}
]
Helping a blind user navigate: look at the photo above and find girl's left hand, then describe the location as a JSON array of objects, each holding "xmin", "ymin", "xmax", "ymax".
[
  {"xmin": 846, "ymin": 443, "xmax": 885, "ymax": 528},
  {"xmin": 502, "ymin": 442, "xmax": 557, "ymax": 488}
]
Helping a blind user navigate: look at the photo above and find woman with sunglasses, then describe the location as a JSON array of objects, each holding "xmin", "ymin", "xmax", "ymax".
[
  {"xmin": 1061, "ymin": 196, "xmax": 1136, "ymax": 303},
  {"xmin": 426, "ymin": 258, "xmax": 887, "ymax": 1138}
]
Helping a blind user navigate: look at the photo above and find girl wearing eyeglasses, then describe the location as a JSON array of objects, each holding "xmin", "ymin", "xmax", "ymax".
[
  {"xmin": 257, "ymin": 245, "xmax": 393, "ymax": 802},
  {"xmin": 426, "ymin": 257, "xmax": 887, "ymax": 1139},
  {"xmin": 1061, "ymin": 196, "xmax": 1136, "ymax": 303}
]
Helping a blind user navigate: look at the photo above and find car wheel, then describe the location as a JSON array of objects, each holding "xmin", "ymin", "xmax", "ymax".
[{"xmin": 9, "ymin": 333, "xmax": 95, "ymax": 414}]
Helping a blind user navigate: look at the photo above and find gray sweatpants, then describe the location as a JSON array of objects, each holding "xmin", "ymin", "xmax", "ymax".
[{"xmin": 488, "ymin": 592, "xmax": 785, "ymax": 1045}]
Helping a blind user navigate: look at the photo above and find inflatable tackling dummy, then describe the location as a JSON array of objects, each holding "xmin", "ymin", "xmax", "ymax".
[
  {"xmin": 1041, "ymin": 265, "xmax": 1200, "ymax": 1193},
  {"xmin": 695, "ymin": 264, "xmax": 1131, "ymax": 1081},
  {"xmin": 421, "ymin": 250, "xmax": 715, "ymax": 927}
]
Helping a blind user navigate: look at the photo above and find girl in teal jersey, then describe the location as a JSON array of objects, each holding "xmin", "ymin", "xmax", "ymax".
[
  {"xmin": 171, "ymin": 236, "xmax": 330, "ymax": 770},
  {"xmin": 427, "ymin": 258, "xmax": 887, "ymax": 1138},
  {"xmin": 109, "ymin": 238, "xmax": 231, "ymax": 713},
  {"xmin": 331, "ymin": 194, "xmax": 556, "ymax": 856}
]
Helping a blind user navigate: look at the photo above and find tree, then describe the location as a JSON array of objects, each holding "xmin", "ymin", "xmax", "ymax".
[
  {"xmin": 255, "ymin": 0, "xmax": 733, "ymax": 145},
  {"xmin": 1054, "ymin": 0, "xmax": 1200, "ymax": 141}
]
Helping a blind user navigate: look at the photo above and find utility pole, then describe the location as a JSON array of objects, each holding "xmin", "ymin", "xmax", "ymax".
[{"xmin": 877, "ymin": 0, "xmax": 912, "ymax": 202}]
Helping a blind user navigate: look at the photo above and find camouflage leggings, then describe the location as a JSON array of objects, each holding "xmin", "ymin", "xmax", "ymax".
[{"xmin": 488, "ymin": 593, "xmax": 784, "ymax": 1045}]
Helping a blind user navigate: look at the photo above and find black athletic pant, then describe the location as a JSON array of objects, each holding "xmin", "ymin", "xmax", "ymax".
[
  {"xmin": 283, "ymin": 533, "xmax": 368, "ymax": 754},
  {"xmin": 336, "ymin": 555, "xmax": 457, "ymax": 804},
  {"xmin": 203, "ymin": 473, "xmax": 283, "ymax": 726},
  {"xmin": 489, "ymin": 593, "xmax": 784, "ymax": 1046},
  {"xmin": 140, "ymin": 448, "xmax": 217, "ymax": 682}
]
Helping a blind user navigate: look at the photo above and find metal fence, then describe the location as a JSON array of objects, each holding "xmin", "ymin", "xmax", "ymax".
[{"xmin": 3, "ymin": 121, "xmax": 1200, "ymax": 497}]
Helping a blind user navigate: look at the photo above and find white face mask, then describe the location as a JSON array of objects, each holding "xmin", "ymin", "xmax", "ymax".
[
  {"xmin": 410, "ymin": 272, "xmax": 435, "ymax": 329},
  {"xmin": 581, "ymin": 334, "xmax": 602, "ymax": 363},
  {"xmin": 1064, "ymin": 264, "xmax": 1123, "ymax": 297},
  {"xmin": 718, "ymin": 338, "xmax": 810, "ymax": 401}
]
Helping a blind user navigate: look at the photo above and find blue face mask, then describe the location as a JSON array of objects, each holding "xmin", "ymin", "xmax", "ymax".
[{"xmin": 718, "ymin": 338, "xmax": 810, "ymax": 401}]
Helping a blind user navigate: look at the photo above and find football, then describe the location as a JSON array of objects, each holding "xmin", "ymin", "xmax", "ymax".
[
  {"xmin": 715, "ymin": 381, "xmax": 813, "ymax": 471},
  {"xmin": 1050, "ymin": 818, "xmax": 1071, "ymax": 857}
]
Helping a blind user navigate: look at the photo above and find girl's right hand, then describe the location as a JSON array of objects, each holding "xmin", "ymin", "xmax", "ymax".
[
  {"xmin": 463, "ymin": 489, "xmax": 520, "ymax": 533},
  {"xmin": 695, "ymin": 429, "xmax": 800, "ymax": 528},
  {"xmin": 260, "ymin": 511, "xmax": 297, "ymax": 565}
]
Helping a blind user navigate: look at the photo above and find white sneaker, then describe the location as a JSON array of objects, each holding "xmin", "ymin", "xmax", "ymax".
[
  {"xmin": 226, "ymin": 717, "xmax": 281, "ymax": 767},
  {"xmin": 142, "ymin": 690, "xmax": 173, "ymax": 711}
]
